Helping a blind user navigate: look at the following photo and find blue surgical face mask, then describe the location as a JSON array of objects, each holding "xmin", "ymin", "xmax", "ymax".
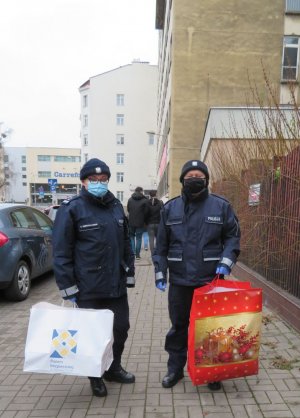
[{"xmin": 87, "ymin": 181, "xmax": 108, "ymax": 197}]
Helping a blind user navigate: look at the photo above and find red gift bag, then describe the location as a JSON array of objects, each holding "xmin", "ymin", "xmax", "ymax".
[{"xmin": 187, "ymin": 278, "xmax": 262, "ymax": 385}]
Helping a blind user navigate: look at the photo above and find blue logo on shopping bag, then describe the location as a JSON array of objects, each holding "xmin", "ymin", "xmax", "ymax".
[{"xmin": 50, "ymin": 329, "xmax": 78, "ymax": 358}]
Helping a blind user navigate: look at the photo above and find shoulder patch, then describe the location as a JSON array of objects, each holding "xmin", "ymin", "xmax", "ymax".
[{"xmin": 61, "ymin": 195, "xmax": 80, "ymax": 205}]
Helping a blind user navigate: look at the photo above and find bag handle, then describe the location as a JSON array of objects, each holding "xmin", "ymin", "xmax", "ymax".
[
  {"xmin": 62, "ymin": 300, "xmax": 78, "ymax": 308},
  {"xmin": 206, "ymin": 274, "xmax": 241, "ymax": 290}
]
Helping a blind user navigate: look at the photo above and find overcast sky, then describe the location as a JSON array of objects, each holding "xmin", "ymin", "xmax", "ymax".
[{"xmin": 0, "ymin": 0, "xmax": 158, "ymax": 148}]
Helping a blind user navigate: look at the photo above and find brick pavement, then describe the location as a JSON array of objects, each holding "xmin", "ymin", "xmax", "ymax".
[{"xmin": 0, "ymin": 250, "xmax": 300, "ymax": 418}]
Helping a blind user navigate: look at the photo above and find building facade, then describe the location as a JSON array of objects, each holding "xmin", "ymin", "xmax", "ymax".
[
  {"xmin": 79, "ymin": 60, "xmax": 158, "ymax": 203},
  {"xmin": 3, "ymin": 147, "xmax": 81, "ymax": 206},
  {"xmin": 155, "ymin": 0, "xmax": 300, "ymax": 199}
]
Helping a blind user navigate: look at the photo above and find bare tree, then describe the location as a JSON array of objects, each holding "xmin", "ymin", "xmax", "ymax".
[{"xmin": 210, "ymin": 66, "xmax": 300, "ymax": 297}]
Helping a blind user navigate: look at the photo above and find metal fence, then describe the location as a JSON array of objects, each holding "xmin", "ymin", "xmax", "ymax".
[{"xmin": 212, "ymin": 146, "xmax": 300, "ymax": 299}]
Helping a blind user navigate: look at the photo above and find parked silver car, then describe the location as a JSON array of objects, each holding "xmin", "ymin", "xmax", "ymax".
[
  {"xmin": 0, "ymin": 203, "xmax": 53, "ymax": 301},
  {"xmin": 44, "ymin": 204, "xmax": 60, "ymax": 221}
]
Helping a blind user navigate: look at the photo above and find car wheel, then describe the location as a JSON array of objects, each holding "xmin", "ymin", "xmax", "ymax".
[{"xmin": 4, "ymin": 260, "xmax": 31, "ymax": 301}]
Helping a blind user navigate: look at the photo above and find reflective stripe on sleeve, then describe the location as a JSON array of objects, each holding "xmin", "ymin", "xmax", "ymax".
[
  {"xmin": 220, "ymin": 257, "xmax": 234, "ymax": 268},
  {"xmin": 59, "ymin": 285, "xmax": 79, "ymax": 298},
  {"xmin": 155, "ymin": 271, "xmax": 164, "ymax": 280}
]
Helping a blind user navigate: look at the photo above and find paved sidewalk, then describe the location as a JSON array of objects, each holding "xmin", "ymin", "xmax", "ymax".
[{"xmin": 0, "ymin": 251, "xmax": 300, "ymax": 418}]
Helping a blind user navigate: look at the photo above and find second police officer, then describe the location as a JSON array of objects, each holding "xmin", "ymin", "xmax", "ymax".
[{"xmin": 153, "ymin": 160, "xmax": 241, "ymax": 391}]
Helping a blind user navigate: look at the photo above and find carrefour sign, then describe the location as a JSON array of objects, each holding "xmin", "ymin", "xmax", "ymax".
[{"xmin": 54, "ymin": 172, "xmax": 80, "ymax": 178}]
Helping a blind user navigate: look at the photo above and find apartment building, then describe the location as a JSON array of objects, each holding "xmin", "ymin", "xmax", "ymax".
[
  {"xmin": 3, "ymin": 147, "xmax": 81, "ymax": 205},
  {"xmin": 155, "ymin": 0, "xmax": 300, "ymax": 199},
  {"xmin": 79, "ymin": 60, "xmax": 158, "ymax": 204}
]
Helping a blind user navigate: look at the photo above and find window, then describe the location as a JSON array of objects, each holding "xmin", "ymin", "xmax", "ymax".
[
  {"xmin": 84, "ymin": 153, "xmax": 88, "ymax": 162},
  {"xmin": 21, "ymin": 155, "xmax": 26, "ymax": 163},
  {"xmin": 22, "ymin": 167, "xmax": 26, "ymax": 171},
  {"xmin": 83, "ymin": 115, "xmax": 88, "ymax": 127},
  {"xmin": 148, "ymin": 132, "xmax": 155, "ymax": 145},
  {"xmin": 22, "ymin": 182, "xmax": 27, "ymax": 186},
  {"xmin": 117, "ymin": 191, "xmax": 124, "ymax": 201},
  {"xmin": 32, "ymin": 209, "xmax": 53, "ymax": 231},
  {"xmin": 282, "ymin": 36, "xmax": 300, "ymax": 81},
  {"xmin": 116, "ymin": 172, "xmax": 124, "ymax": 182},
  {"xmin": 116, "ymin": 134, "xmax": 125, "ymax": 145},
  {"xmin": 83, "ymin": 94, "xmax": 88, "ymax": 107},
  {"xmin": 10, "ymin": 209, "xmax": 38, "ymax": 229},
  {"xmin": 83, "ymin": 134, "xmax": 88, "ymax": 146},
  {"xmin": 286, "ymin": 0, "xmax": 300, "ymax": 13},
  {"xmin": 22, "ymin": 175, "xmax": 27, "ymax": 179},
  {"xmin": 116, "ymin": 114, "xmax": 124, "ymax": 125},
  {"xmin": 38, "ymin": 155, "xmax": 51, "ymax": 161},
  {"xmin": 116, "ymin": 153, "xmax": 124, "ymax": 164},
  {"xmin": 54, "ymin": 156, "xmax": 80, "ymax": 162},
  {"xmin": 4, "ymin": 155, "xmax": 9, "ymax": 162},
  {"xmin": 116, "ymin": 94, "xmax": 124, "ymax": 106},
  {"xmin": 38, "ymin": 171, "xmax": 51, "ymax": 177}
]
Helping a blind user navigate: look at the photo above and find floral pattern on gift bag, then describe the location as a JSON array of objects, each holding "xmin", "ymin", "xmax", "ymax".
[{"xmin": 188, "ymin": 279, "xmax": 262, "ymax": 385}]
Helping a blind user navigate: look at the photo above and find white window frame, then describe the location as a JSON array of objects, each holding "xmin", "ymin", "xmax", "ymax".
[
  {"xmin": 282, "ymin": 36, "xmax": 300, "ymax": 81},
  {"xmin": 116, "ymin": 153, "xmax": 124, "ymax": 164},
  {"xmin": 116, "ymin": 172, "xmax": 124, "ymax": 183},
  {"xmin": 83, "ymin": 95, "xmax": 88, "ymax": 107},
  {"xmin": 83, "ymin": 114, "xmax": 88, "ymax": 127},
  {"xmin": 116, "ymin": 114, "xmax": 124, "ymax": 125},
  {"xmin": 117, "ymin": 191, "xmax": 124, "ymax": 201},
  {"xmin": 116, "ymin": 134, "xmax": 125, "ymax": 145},
  {"xmin": 116, "ymin": 94, "xmax": 124, "ymax": 106},
  {"xmin": 148, "ymin": 132, "xmax": 155, "ymax": 145}
]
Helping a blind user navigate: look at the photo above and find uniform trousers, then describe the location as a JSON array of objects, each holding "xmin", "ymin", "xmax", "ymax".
[
  {"xmin": 77, "ymin": 294, "xmax": 130, "ymax": 372},
  {"xmin": 165, "ymin": 284, "xmax": 198, "ymax": 373}
]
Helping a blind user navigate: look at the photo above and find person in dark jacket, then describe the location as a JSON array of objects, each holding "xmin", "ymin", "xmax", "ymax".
[
  {"xmin": 127, "ymin": 186, "xmax": 148, "ymax": 259},
  {"xmin": 145, "ymin": 190, "xmax": 163, "ymax": 255},
  {"xmin": 53, "ymin": 158, "xmax": 135, "ymax": 398},
  {"xmin": 153, "ymin": 160, "xmax": 241, "ymax": 391}
]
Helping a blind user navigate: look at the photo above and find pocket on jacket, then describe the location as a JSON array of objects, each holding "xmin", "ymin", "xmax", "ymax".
[
  {"xmin": 202, "ymin": 248, "xmax": 222, "ymax": 262},
  {"xmin": 167, "ymin": 250, "xmax": 183, "ymax": 261},
  {"xmin": 167, "ymin": 249, "xmax": 184, "ymax": 277}
]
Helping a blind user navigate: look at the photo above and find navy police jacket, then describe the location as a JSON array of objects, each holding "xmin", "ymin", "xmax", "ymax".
[
  {"xmin": 53, "ymin": 188, "xmax": 135, "ymax": 300},
  {"xmin": 153, "ymin": 192, "xmax": 240, "ymax": 286}
]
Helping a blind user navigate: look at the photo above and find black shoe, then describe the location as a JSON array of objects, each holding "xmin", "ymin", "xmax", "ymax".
[
  {"xmin": 89, "ymin": 377, "xmax": 107, "ymax": 397},
  {"xmin": 208, "ymin": 381, "xmax": 222, "ymax": 391},
  {"xmin": 104, "ymin": 366, "xmax": 135, "ymax": 384},
  {"xmin": 162, "ymin": 370, "xmax": 184, "ymax": 388}
]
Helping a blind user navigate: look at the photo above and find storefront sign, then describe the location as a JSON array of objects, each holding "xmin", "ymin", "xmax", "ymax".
[{"xmin": 54, "ymin": 172, "xmax": 80, "ymax": 178}]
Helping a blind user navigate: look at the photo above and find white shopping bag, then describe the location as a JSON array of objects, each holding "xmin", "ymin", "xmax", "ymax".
[{"xmin": 23, "ymin": 302, "xmax": 114, "ymax": 377}]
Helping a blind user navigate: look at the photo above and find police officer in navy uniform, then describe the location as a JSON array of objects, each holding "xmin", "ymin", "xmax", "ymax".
[
  {"xmin": 153, "ymin": 160, "xmax": 241, "ymax": 391},
  {"xmin": 53, "ymin": 158, "xmax": 135, "ymax": 397}
]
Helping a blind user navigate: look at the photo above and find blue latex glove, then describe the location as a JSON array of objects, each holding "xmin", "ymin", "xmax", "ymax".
[
  {"xmin": 216, "ymin": 264, "xmax": 231, "ymax": 276},
  {"xmin": 63, "ymin": 296, "xmax": 77, "ymax": 303},
  {"xmin": 156, "ymin": 279, "xmax": 167, "ymax": 292}
]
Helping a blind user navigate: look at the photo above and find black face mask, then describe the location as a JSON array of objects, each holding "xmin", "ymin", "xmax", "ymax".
[{"xmin": 183, "ymin": 178, "xmax": 207, "ymax": 194}]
